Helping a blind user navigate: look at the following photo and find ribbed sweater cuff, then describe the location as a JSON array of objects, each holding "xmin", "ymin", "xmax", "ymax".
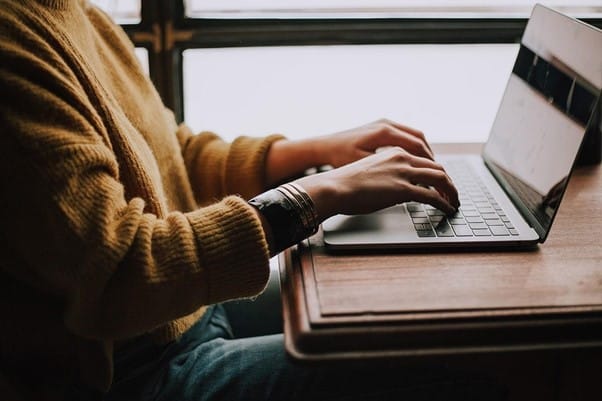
[
  {"xmin": 226, "ymin": 134, "xmax": 286, "ymax": 199},
  {"xmin": 187, "ymin": 196, "xmax": 271, "ymax": 303}
]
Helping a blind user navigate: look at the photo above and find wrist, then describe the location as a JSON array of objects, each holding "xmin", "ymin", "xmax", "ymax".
[
  {"xmin": 267, "ymin": 138, "xmax": 330, "ymax": 185},
  {"xmin": 248, "ymin": 184, "xmax": 319, "ymax": 255},
  {"xmin": 295, "ymin": 173, "xmax": 340, "ymax": 222},
  {"xmin": 303, "ymin": 136, "xmax": 332, "ymax": 167}
]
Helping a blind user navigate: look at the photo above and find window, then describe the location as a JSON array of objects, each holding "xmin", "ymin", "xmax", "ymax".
[
  {"xmin": 134, "ymin": 48, "xmax": 150, "ymax": 76},
  {"xmin": 93, "ymin": 1, "xmax": 602, "ymax": 142},
  {"xmin": 183, "ymin": 44, "xmax": 519, "ymax": 143},
  {"xmin": 90, "ymin": 0, "xmax": 141, "ymax": 24}
]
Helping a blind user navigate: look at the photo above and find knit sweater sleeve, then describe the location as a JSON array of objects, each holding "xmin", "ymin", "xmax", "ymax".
[
  {"xmin": 176, "ymin": 124, "xmax": 285, "ymax": 204},
  {"xmin": 0, "ymin": 9, "xmax": 270, "ymax": 341}
]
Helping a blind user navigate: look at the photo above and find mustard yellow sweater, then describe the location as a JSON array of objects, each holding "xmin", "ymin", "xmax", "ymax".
[{"xmin": 0, "ymin": 0, "xmax": 283, "ymax": 397}]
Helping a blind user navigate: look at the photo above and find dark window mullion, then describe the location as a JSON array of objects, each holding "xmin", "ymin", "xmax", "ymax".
[
  {"xmin": 174, "ymin": 18, "xmax": 528, "ymax": 48},
  {"xmin": 121, "ymin": 0, "xmax": 165, "ymax": 101},
  {"xmin": 173, "ymin": 15, "xmax": 602, "ymax": 48},
  {"xmin": 170, "ymin": 49, "xmax": 185, "ymax": 124},
  {"xmin": 156, "ymin": 1, "xmax": 184, "ymax": 120}
]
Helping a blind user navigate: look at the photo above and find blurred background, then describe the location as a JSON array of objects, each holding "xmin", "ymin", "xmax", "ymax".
[{"xmin": 91, "ymin": 0, "xmax": 602, "ymax": 143}]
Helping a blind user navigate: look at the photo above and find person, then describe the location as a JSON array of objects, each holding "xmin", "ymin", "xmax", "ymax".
[{"xmin": 0, "ymin": 1, "xmax": 506, "ymax": 401}]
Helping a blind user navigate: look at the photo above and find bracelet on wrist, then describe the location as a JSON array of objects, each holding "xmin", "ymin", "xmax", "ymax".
[{"xmin": 248, "ymin": 183, "xmax": 319, "ymax": 254}]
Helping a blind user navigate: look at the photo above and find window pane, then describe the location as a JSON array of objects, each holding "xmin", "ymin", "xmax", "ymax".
[
  {"xmin": 134, "ymin": 48, "xmax": 149, "ymax": 76},
  {"xmin": 90, "ymin": 0, "xmax": 141, "ymax": 24},
  {"xmin": 183, "ymin": 44, "xmax": 519, "ymax": 144},
  {"xmin": 185, "ymin": 0, "xmax": 602, "ymax": 18}
]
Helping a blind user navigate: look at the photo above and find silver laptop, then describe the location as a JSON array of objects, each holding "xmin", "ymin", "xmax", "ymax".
[{"xmin": 323, "ymin": 4, "xmax": 602, "ymax": 250}]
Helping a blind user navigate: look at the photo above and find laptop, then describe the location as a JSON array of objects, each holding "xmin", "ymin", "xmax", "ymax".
[{"xmin": 323, "ymin": 4, "xmax": 602, "ymax": 251}]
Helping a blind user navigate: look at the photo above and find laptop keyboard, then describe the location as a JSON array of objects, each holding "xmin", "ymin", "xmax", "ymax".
[{"xmin": 406, "ymin": 161, "xmax": 520, "ymax": 238}]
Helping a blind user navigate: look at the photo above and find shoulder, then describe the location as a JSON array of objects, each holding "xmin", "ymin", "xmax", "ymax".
[
  {"xmin": 0, "ymin": 1, "xmax": 81, "ymax": 101},
  {"xmin": 0, "ymin": 2, "xmax": 109, "ymax": 153},
  {"xmin": 0, "ymin": 1, "xmax": 72, "ymax": 62}
]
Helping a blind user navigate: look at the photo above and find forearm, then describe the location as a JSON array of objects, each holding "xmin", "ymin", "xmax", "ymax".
[
  {"xmin": 178, "ymin": 128, "xmax": 286, "ymax": 201},
  {"xmin": 265, "ymin": 137, "xmax": 331, "ymax": 187}
]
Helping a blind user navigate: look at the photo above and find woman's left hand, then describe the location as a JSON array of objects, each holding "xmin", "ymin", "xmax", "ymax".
[
  {"xmin": 316, "ymin": 118, "xmax": 434, "ymax": 168},
  {"xmin": 265, "ymin": 119, "xmax": 435, "ymax": 187}
]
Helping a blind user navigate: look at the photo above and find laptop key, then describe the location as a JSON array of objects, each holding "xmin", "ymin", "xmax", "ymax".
[
  {"xmin": 435, "ymin": 221, "xmax": 455, "ymax": 237},
  {"xmin": 409, "ymin": 160, "xmax": 523, "ymax": 240},
  {"xmin": 461, "ymin": 210, "xmax": 480, "ymax": 217},
  {"xmin": 452, "ymin": 225, "xmax": 473, "ymax": 236},
  {"xmin": 416, "ymin": 230, "xmax": 436, "ymax": 237},
  {"xmin": 429, "ymin": 216, "xmax": 444, "ymax": 224},
  {"xmin": 482, "ymin": 213, "xmax": 499, "ymax": 220},
  {"xmin": 414, "ymin": 223, "xmax": 432, "ymax": 231},
  {"xmin": 406, "ymin": 203, "xmax": 423, "ymax": 212},
  {"xmin": 490, "ymin": 226, "xmax": 510, "ymax": 236}
]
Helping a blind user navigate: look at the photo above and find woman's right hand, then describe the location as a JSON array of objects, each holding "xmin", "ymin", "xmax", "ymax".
[{"xmin": 295, "ymin": 146, "xmax": 460, "ymax": 222}]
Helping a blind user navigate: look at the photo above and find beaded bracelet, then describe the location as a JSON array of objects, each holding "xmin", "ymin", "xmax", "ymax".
[{"xmin": 248, "ymin": 183, "xmax": 319, "ymax": 254}]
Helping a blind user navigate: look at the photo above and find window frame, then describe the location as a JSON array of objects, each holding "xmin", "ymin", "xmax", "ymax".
[
  {"xmin": 119, "ymin": 0, "xmax": 164, "ymax": 102},
  {"xmin": 120, "ymin": 1, "xmax": 602, "ymax": 123}
]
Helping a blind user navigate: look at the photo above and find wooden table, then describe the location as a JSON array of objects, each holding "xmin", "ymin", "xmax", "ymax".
[{"xmin": 279, "ymin": 143, "xmax": 602, "ymax": 399}]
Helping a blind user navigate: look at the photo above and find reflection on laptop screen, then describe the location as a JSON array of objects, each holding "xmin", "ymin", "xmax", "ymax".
[{"xmin": 483, "ymin": 5, "xmax": 602, "ymax": 239}]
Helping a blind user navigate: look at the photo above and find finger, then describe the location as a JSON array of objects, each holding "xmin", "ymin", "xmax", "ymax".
[
  {"xmin": 390, "ymin": 128, "xmax": 435, "ymax": 160},
  {"xmin": 404, "ymin": 167, "xmax": 460, "ymax": 208},
  {"xmin": 405, "ymin": 154, "xmax": 446, "ymax": 172},
  {"xmin": 379, "ymin": 119, "xmax": 433, "ymax": 154},
  {"xmin": 402, "ymin": 155, "xmax": 460, "ymax": 206},
  {"xmin": 405, "ymin": 184, "xmax": 457, "ymax": 215},
  {"xmin": 379, "ymin": 124, "xmax": 434, "ymax": 160},
  {"xmin": 368, "ymin": 123, "xmax": 434, "ymax": 160}
]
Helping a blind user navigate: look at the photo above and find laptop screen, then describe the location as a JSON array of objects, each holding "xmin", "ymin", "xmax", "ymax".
[{"xmin": 482, "ymin": 4, "xmax": 602, "ymax": 241}]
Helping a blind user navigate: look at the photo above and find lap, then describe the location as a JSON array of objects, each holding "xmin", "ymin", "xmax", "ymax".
[{"xmin": 108, "ymin": 305, "xmax": 506, "ymax": 401}]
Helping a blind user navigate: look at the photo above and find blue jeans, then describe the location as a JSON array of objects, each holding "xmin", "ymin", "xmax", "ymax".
[{"xmin": 105, "ymin": 305, "xmax": 506, "ymax": 401}]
